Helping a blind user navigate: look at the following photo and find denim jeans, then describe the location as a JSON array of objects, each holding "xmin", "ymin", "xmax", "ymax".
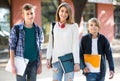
[
  {"xmin": 52, "ymin": 62, "xmax": 74, "ymax": 81},
  {"xmin": 86, "ymin": 73, "xmax": 105, "ymax": 81},
  {"xmin": 16, "ymin": 60, "xmax": 37, "ymax": 81}
]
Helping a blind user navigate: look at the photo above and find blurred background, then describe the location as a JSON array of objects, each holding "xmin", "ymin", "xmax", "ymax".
[{"xmin": 0, "ymin": 0, "xmax": 120, "ymax": 81}]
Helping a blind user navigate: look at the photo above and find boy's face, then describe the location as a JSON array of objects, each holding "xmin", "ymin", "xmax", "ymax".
[
  {"xmin": 88, "ymin": 21, "xmax": 99, "ymax": 35},
  {"xmin": 22, "ymin": 8, "xmax": 35, "ymax": 24}
]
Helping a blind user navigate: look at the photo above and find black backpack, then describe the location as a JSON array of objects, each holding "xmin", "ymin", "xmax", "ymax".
[
  {"xmin": 14, "ymin": 25, "xmax": 20, "ymax": 43},
  {"xmin": 50, "ymin": 21, "xmax": 56, "ymax": 67}
]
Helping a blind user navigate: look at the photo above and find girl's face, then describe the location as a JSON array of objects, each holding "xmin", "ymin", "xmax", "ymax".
[
  {"xmin": 88, "ymin": 21, "xmax": 99, "ymax": 36},
  {"xmin": 58, "ymin": 6, "xmax": 68, "ymax": 23}
]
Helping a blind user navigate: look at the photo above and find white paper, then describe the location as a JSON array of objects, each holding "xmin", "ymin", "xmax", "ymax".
[
  {"xmin": 5, "ymin": 56, "xmax": 29, "ymax": 76},
  {"xmin": 85, "ymin": 62, "xmax": 100, "ymax": 73}
]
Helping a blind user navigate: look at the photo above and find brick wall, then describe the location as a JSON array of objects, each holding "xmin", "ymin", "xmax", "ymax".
[
  {"xmin": 97, "ymin": 3, "xmax": 114, "ymax": 41},
  {"xmin": 11, "ymin": 0, "xmax": 41, "ymax": 27}
]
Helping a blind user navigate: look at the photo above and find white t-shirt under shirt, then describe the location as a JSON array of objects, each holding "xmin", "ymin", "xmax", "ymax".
[
  {"xmin": 46, "ymin": 22, "xmax": 80, "ymax": 63},
  {"xmin": 92, "ymin": 38, "xmax": 98, "ymax": 55},
  {"xmin": 91, "ymin": 37, "xmax": 101, "ymax": 73}
]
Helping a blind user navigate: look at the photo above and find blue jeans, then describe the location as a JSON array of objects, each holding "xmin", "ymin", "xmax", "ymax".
[
  {"xmin": 52, "ymin": 62, "xmax": 74, "ymax": 81},
  {"xmin": 16, "ymin": 60, "xmax": 37, "ymax": 81},
  {"xmin": 86, "ymin": 73, "xmax": 105, "ymax": 81}
]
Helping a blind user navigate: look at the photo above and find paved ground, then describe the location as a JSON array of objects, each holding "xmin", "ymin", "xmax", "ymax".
[
  {"xmin": 0, "ymin": 39, "xmax": 120, "ymax": 81},
  {"xmin": 0, "ymin": 53, "xmax": 120, "ymax": 81}
]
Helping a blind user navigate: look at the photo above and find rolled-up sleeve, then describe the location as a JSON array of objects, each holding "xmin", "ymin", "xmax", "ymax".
[{"xmin": 9, "ymin": 27, "xmax": 17, "ymax": 50}]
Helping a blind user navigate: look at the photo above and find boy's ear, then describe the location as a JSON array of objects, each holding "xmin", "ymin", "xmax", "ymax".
[{"xmin": 21, "ymin": 13, "xmax": 24, "ymax": 18}]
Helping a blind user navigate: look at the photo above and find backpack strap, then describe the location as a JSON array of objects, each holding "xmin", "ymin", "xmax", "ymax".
[
  {"xmin": 50, "ymin": 21, "xmax": 56, "ymax": 68},
  {"xmin": 14, "ymin": 25, "xmax": 19, "ymax": 46},
  {"xmin": 9, "ymin": 25, "xmax": 19, "ymax": 57},
  {"xmin": 51, "ymin": 21, "xmax": 56, "ymax": 48}
]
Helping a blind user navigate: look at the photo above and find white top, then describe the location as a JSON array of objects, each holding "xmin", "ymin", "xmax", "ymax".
[
  {"xmin": 46, "ymin": 22, "xmax": 80, "ymax": 63},
  {"xmin": 92, "ymin": 38, "xmax": 98, "ymax": 54}
]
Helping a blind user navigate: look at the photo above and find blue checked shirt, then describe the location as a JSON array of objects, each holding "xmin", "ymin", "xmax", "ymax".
[{"xmin": 9, "ymin": 22, "xmax": 44, "ymax": 57}]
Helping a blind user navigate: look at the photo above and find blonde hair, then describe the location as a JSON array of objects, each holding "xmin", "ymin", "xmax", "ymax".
[
  {"xmin": 87, "ymin": 18, "xmax": 101, "ymax": 29},
  {"xmin": 55, "ymin": 2, "xmax": 74, "ymax": 24}
]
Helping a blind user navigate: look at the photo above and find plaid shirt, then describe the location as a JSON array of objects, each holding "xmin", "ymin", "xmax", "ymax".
[{"xmin": 9, "ymin": 22, "xmax": 44, "ymax": 57}]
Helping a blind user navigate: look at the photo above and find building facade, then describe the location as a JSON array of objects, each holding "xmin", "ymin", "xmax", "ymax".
[
  {"xmin": 86, "ymin": 0, "xmax": 120, "ymax": 40},
  {"xmin": 0, "ymin": 0, "xmax": 120, "ymax": 53}
]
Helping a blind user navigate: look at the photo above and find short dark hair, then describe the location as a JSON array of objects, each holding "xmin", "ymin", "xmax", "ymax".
[{"xmin": 22, "ymin": 3, "xmax": 35, "ymax": 11}]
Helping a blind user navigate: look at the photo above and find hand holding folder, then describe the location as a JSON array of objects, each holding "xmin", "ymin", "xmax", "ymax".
[
  {"xmin": 84, "ymin": 54, "xmax": 101, "ymax": 73},
  {"xmin": 58, "ymin": 53, "xmax": 74, "ymax": 73}
]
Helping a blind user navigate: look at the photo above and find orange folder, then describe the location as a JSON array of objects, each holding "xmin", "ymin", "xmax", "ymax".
[{"xmin": 84, "ymin": 54, "xmax": 101, "ymax": 72}]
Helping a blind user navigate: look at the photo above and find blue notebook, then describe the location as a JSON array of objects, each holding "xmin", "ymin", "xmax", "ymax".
[{"xmin": 58, "ymin": 53, "xmax": 74, "ymax": 73}]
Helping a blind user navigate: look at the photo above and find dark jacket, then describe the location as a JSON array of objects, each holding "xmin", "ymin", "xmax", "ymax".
[{"xmin": 80, "ymin": 33, "xmax": 114, "ymax": 77}]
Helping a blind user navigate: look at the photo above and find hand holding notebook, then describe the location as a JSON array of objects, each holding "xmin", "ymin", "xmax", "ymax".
[
  {"xmin": 5, "ymin": 56, "xmax": 29, "ymax": 76},
  {"xmin": 84, "ymin": 54, "xmax": 101, "ymax": 73},
  {"xmin": 58, "ymin": 53, "xmax": 74, "ymax": 73}
]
